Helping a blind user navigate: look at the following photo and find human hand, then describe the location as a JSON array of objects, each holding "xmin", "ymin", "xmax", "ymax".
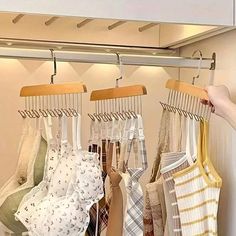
[{"xmin": 203, "ymin": 85, "xmax": 232, "ymax": 118}]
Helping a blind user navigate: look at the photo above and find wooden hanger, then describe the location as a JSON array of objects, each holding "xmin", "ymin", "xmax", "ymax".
[
  {"xmin": 90, "ymin": 85, "xmax": 147, "ymax": 101},
  {"xmin": 91, "ymin": 53, "xmax": 147, "ymax": 101},
  {"xmin": 20, "ymin": 50, "xmax": 87, "ymax": 97},
  {"xmin": 166, "ymin": 79, "xmax": 208, "ymax": 100},
  {"xmin": 18, "ymin": 50, "xmax": 87, "ymax": 119},
  {"xmin": 166, "ymin": 50, "xmax": 209, "ymax": 101},
  {"xmin": 20, "ymin": 82, "xmax": 87, "ymax": 97}
]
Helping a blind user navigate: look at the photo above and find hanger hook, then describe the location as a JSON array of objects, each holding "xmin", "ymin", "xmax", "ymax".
[
  {"xmin": 192, "ymin": 50, "xmax": 203, "ymax": 85},
  {"xmin": 50, "ymin": 49, "xmax": 57, "ymax": 84},
  {"xmin": 115, "ymin": 52, "xmax": 123, "ymax": 88}
]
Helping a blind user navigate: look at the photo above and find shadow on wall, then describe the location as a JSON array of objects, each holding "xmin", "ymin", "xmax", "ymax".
[{"xmin": 18, "ymin": 60, "xmax": 44, "ymax": 74}]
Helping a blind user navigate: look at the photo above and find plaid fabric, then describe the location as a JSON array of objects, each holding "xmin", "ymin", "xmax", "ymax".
[
  {"xmin": 86, "ymin": 198, "xmax": 110, "ymax": 236},
  {"xmin": 123, "ymin": 138, "xmax": 148, "ymax": 236},
  {"xmin": 87, "ymin": 140, "xmax": 110, "ymax": 236}
]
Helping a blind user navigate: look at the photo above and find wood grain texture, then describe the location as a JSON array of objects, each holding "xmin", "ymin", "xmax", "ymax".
[
  {"xmin": 20, "ymin": 82, "xmax": 87, "ymax": 97},
  {"xmin": 166, "ymin": 79, "xmax": 209, "ymax": 100},
  {"xmin": 90, "ymin": 85, "xmax": 147, "ymax": 101}
]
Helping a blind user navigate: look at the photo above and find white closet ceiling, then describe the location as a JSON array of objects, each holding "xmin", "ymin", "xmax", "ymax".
[
  {"xmin": 0, "ymin": 13, "xmax": 160, "ymax": 49},
  {"xmin": 0, "ymin": 12, "xmax": 230, "ymax": 52}
]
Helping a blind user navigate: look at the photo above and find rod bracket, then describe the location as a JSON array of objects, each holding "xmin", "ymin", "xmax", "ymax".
[
  {"xmin": 210, "ymin": 52, "xmax": 216, "ymax": 70},
  {"xmin": 115, "ymin": 53, "xmax": 123, "ymax": 87},
  {"xmin": 50, "ymin": 49, "xmax": 57, "ymax": 84}
]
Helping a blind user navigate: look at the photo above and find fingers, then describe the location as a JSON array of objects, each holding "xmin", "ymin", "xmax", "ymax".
[
  {"xmin": 200, "ymin": 99, "xmax": 213, "ymax": 107},
  {"xmin": 200, "ymin": 99, "xmax": 209, "ymax": 105},
  {"xmin": 211, "ymin": 106, "xmax": 215, "ymax": 113},
  {"xmin": 200, "ymin": 96, "xmax": 215, "ymax": 113}
]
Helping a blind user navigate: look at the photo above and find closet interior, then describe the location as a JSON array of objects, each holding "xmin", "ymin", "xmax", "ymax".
[{"xmin": 0, "ymin": 11, "xmax": 231, "ymax": 236}]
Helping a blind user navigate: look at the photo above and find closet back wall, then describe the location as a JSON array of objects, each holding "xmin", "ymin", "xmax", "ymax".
[{"xmin": 0, "ymin": 58, "xmax": 177, "ymax": 190}]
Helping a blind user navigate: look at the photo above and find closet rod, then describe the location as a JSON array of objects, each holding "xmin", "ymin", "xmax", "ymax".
[
  {"xmin": 0, "ymin": 47, "xmax": 214, "ymax": 69},
  {"xmin": 0, "ymin": 37, "xmax": 174, "ymax": 55}
]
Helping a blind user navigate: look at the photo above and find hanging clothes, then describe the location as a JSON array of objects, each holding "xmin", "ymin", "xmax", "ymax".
[
  {"xmin": 145, "ymin": 175, "xmax": 167, "ymax": 236},
  {"xmin": 169, "ymin": 112, "xmax": 182, "ymax": 153},
  {"xmin": 143, "ymin": 110, "xmax": 186, "ymax": 236},
  {"xmin": 160, "ymin": 117, "xmax": 198, "ymax": 236},
  {"xmin": 31, "ymin": 115, "xmax": 104, "ymax": 236},
  {"xmin": 0, "ymin": 119, "xmax": 41, "ymax": 203},
  {"xmin": 149, "ymin": 110, "xmax": 170, "ymax": 183},
  {"xmin": 0, "ymin": 137, "xmax": 47, "ymax": 235},
  {"xmin": 87, "ymin": 120, "xmax": 110, "ymax": 236},
  {"xmin": 106, "ymin": 141, "xmax": 123, "ymax": 236},
  {"xmin": 0, "ymin": 118, "xmax": 42, "ymax": 235},
  {"xmin": 161, "ymin": 152, "xmax": 189, "ymax": 236},
  {"xmin": 173, "ymin": 121, "xmax": 222, "ymax": 236},
  {"xmin": 104, "ymin": 117, "xmax": 125, "ymax": 236},
  {"xmin": 143, "ymin": 110, "xmax": 171, "ymax": 236},
  {"xmin": 35, "ymin": 149, "xmax": 104, "ymax": 236},
  {"xmin": 120, "ymin": 115, "xmax": 148, "ymax": 236},
  {"xmin": 87, "ymin": 140, "xmax": 110, "ymax": 236},
  {"xmin": 15, "ymin": 116, "xmax": 62, "ymax": 229},
  {"xmin": 27, "ymin": 115, "xmax": 80, "ymax": 235}
]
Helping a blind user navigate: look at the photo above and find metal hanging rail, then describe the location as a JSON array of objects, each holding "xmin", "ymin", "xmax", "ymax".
[
  {"xmin": 0, "ymin": 47, "xmax": 215, "ymax": 69},
  {"xmin": 0, "ymin": 37, "xmax": 174, "ymax": 55}
]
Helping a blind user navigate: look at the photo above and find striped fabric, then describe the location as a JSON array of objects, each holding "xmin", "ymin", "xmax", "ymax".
[
  {"xmin": 173, "ymin": 164, "xmax": 221, "ymax": 236},
  {"xmin": 173, "ymin": 121, "xmax": 222, "ymax": 236},
  {"xmin": 161, "ymin": 153, "xmax": 190, "ymax": 236}
]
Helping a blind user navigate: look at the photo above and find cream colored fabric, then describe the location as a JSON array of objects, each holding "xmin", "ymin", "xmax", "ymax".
[
  {"xmin": 0, "ymin": 119, "xmax": 41, "ymax": 235},
  {"xmin": 0, "ymin": 120, "xmax": 41, "ymax": 206},
  {"xmin": 169, "ymin": 113, "xmax": 182, "ymax": 153},
  {"xmin": 15, "ymin": 117, "xmax": 60, "ymax": 229},
  {"xmin": 144, "ymin": 111, "xmax": 185, "ymax": 236},
  {"xmin": 145, "ymin": 176, "xmax": 167, "ymax": 236},
  {"xmin": 0, "ymin": 137, "xmax": 47, "ymax": 235},
  {"xmin": 149, "ymin": 110, "xmax": 170, "ymax": 183}
]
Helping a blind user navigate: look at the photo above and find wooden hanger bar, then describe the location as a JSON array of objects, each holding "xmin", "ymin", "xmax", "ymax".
[
  {"xmin": 166, "ymin": 79, "xmax": 208, "ymax": 100},
  {"xmin": 20, "ymin": 82, "xmax": 87, "ymax": 97},
  {"xmin": 90, "ymin": 85, "xmax": 147, "ymax": 101}
]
